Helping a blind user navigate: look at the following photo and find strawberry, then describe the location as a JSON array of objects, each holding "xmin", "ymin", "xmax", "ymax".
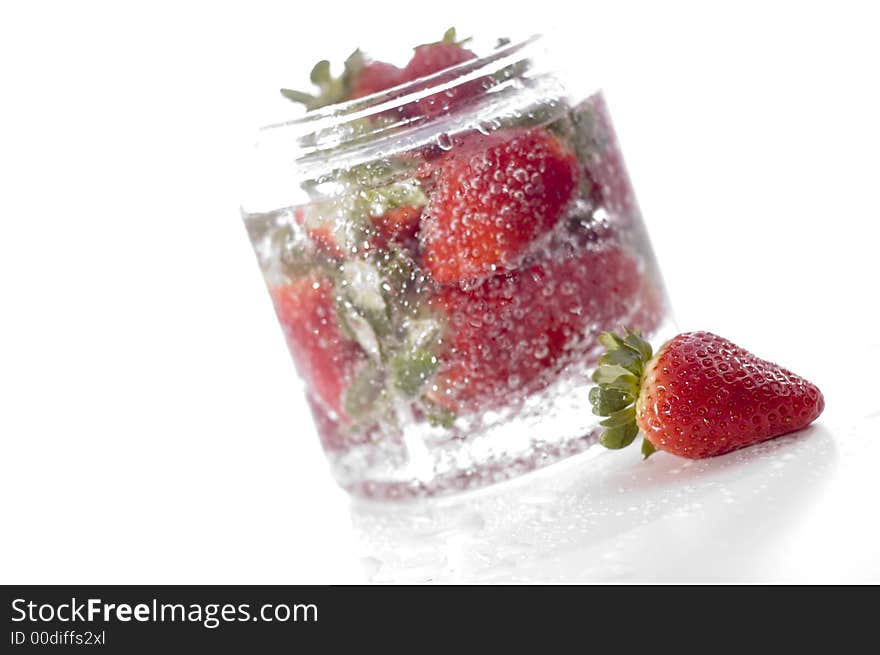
[
  {"xmin": 429, "ymin": 245, "xmax": 659, "ymax": 413},
  {"xmin": 587, "ymin": 96, "xmax": 636, "ymax": 216},
  {"xmin": 399, "ymin": 28, "xmax": 480, "ymax": 118},
  {"xmin": 369, "ymin": 205, "xmax": 422, "ymax": 250},
  {"xmin": 403, "ymin": 40, "xmax": 476, "ymax": 82},
  {"xmin": 281, "ymin": 28, "xmax": 493, "ymax": 118},
  {"xmin": 280, "ymin": 29, "xmax": 480, "ymax": 113},
  {"xmin": 281, "ymin": 51, "xmax": 402, "ymax": 110},
  {"xmin": 419, "ymin": 127, "xmax": 580, "ymax": 285},
  {"xmin": 570, "ymin": 94, "xmax": 637, "ymax": 217},
  {"xmin": 295, "ymin": 193, "xmax": 425, "ymax": 259},
  {"xmin": 590, "ymin": 330, "xmax": 824, "ymax": 459},
  {"xmin": 269, "ymin": 275, "xmax": 364, "ymax": 420},
  {"xmin": 293, "ymin": 206, "xmax": 345, "ymax": 259},
  {"xmin": 349, "ymin": 61, "xmax": 403, "ymax": 99}
]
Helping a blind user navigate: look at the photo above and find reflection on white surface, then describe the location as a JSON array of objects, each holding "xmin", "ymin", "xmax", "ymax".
[{"xmin": 350, "ymin": 425, "xmax": 841, "ymax": 582}]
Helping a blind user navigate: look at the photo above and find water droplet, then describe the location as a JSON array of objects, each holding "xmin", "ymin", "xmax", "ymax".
[
  {"xmin": 476, "ymin": 120, "xmax": 494, "ymax": 136},
  {"xmin": 436, "ymin": 133, "xmax": 454, "ymax": 151}
]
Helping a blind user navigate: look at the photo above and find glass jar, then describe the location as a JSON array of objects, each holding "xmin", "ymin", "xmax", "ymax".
[{"xmin": 241, "ymin": 34, "xmax": 673, "ymax": 499}]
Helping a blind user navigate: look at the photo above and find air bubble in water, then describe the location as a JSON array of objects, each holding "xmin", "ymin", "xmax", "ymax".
[
  {"xmin": 436, "ymin": 133, "xmax": 454, "ymax": 151},
  {"xmin": 476, "ymin": 120, "xmax": 494, "ymax": 136}
]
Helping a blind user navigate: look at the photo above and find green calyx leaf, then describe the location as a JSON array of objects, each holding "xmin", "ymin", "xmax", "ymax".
[
  {"xmin": 599, "ymin": 406, "xmax": 636, "ymax": 429},
  {"xmin": 281, "ymin": 49, "xmax": 365, "ymax": 111},
  {"xmin": 310, "ymin": 59, "xmax": 333, "ymax": 85},
  {"xmin": 591, "ymin": 365, "xmax": 639, "ymax": 396},
  {"xmin": 343, "ymin": 363, "xmax": 386, "ymax": 419},
  {"xmin": 279, "ymin": 89, "xmax": 317, "ymax": 105},
  {"xmin": 641, "ymin": 438, "xmax": 657, "ymax": 459},
  {"xmin": 334, "ymin": 255, "xmax": 403, "ymax": 365},
  {"xmin": 304, "ymin": 163, "xmax": 425, "ymax": 216},
  {"xmin": 590, "ymin": 327, "xmax": 656, "ymax": 457},
  {"xmin": 421, "ymin": 398, "xmax": 457, "ymax": 429},
  {"xmin": 567, "ymin": 99, "xmax": 607, "ymax": 170},
  {"xmin": 332, "ymin": 244, "xmax": 443, "ymax": 419},
  {"xmin": 598, "ymin": 347, "xmax": 643, "ymax": 377},
  {"xmin": 598, "ymin": 331, "xmax": 626, "ymax": 351},
  {"xmin": 361, "ymin": 181, "xmax": 428, "ymax": 215},
  {"xmin": 624, "ymin": 330, "xmax": 653, "ymax": 362},
  {"xmin": 342, "ymin": 261, "xmax": 388, "ymax": 312},
  {"xmin": 391, "ymin": 349, "xmax": 440, "ymax": 397},
  {"xmin": 416, "ymin": 27, "xmax": 472, "ymax": 49},
  {"xmin": 599, "ymin": 422, "xmax": 639, "ymax": 450},
  {"xmin": 589, "ymin": 386, "xmax": 633, "ymax": 416}
]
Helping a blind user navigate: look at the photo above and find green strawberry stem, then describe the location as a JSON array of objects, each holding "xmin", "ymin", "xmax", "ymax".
[
  {"xmin": 281, "ymin": 49, "xmax": 365, "ymax": 110},
  {"xmin": 590, "ymin": 328, "xmax": 655, "ymax": 457}
]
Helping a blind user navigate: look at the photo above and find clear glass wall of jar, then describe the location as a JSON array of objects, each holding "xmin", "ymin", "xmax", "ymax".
[{"xmin": 241, "ymin": 35, "xmax": 673, "ymax": 498}]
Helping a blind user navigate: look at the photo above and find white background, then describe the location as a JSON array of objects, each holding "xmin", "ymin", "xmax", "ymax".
[{"xmin": 1, "ymin": 0, "xmax": 878, "ymax": 582}]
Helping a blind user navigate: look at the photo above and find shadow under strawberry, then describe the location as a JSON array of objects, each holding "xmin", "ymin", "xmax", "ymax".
[{"xmin": 347, "ymin": 424, "xmax": 836, "ymax": 582}]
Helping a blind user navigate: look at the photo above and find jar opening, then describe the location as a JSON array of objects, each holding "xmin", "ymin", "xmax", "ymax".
[
  {"xmin": 258, "ymin": 35, "xmax": 567, "ymax": 160},
  {"xmin": 243, "ymin": 33, "xmax": 593, "ymax": 213}
]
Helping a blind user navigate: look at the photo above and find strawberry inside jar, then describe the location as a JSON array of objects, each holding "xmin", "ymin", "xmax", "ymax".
[{"xmin": 241, "ymin": 31, "xmax": 673, "ymax": 498}]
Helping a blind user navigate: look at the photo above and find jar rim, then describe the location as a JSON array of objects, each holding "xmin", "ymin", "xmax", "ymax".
[
  {"xmin": 253, "ymin": 34, "xmax": 554, "ymax": 162},
  {"xmin": 242, "ymin": 33, "xmax": 582, "ymax": 213},
  {"xmin": 261, "ymin": 33, "xmax": 544, "ymax": 131}
]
